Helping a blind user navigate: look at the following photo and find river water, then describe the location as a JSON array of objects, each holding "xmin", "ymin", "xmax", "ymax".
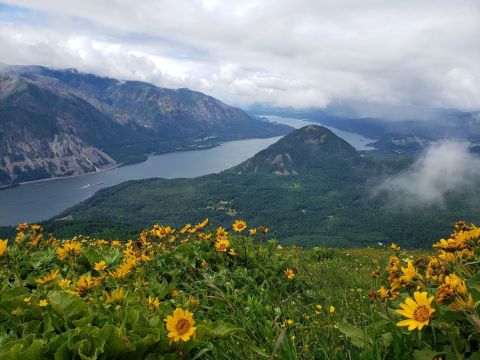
[{"xmin": 0, "ymin": 116, "xmax": 374, "ymax": 226}]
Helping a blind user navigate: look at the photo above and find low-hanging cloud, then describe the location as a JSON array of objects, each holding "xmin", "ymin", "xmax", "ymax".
[{"xmin": 375, "ymin": 141, "xmax": 480, "ymax": 207}]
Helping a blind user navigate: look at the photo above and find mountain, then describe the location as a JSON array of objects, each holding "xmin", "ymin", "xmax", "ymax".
[
  {"xmin": 232, "ymin": 125, "xmax": 364, "ymax": 175},
  {"xmin": 54, "ymin": 125, "xmax": 480, "ymax": 247},
  {"xmin": 0, "ymin": 65, "xmax": 290, "ymax": 185}
]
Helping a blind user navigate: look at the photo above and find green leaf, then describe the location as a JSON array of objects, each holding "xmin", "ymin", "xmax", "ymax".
[
  {"xmin": 412, "ymin": 347, "xmax": 444, "ymax": 360},
  {"xmin": 336, "ymin": 322, "xmax": 365, "ymax": 349}
]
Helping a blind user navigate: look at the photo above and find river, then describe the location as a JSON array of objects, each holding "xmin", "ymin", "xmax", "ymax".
[{"xmin": 0, "ymin": 116, "xmax": 374, "ymax": 226}]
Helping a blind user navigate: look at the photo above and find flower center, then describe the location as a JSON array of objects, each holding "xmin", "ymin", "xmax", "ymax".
[
  {"xmin": 413, "ymin": 305, "xmax": 430, "ymax": 322},
  {"xmin": 175, "ymin": 319, "xmax": 191, "ymax": 335}
]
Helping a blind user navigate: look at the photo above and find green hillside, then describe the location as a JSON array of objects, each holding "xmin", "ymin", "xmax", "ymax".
[{"xmin": 54, "ymin": 126, "xmax": 480, "ymax": 247}]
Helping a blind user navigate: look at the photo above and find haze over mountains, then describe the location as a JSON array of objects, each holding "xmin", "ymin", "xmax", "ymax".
[{"xmin": 0, "ymin": 65, "xmax": 290, "ymax": 185}]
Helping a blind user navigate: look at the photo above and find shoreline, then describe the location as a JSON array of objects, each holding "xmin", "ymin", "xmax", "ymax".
[
  {"xmin": 4, "ymin": 163, "xmax": 124, "ymax": 188},
  {"xmin": 0, "ymin": 135, "xmax": 281, "ymax": 190}
]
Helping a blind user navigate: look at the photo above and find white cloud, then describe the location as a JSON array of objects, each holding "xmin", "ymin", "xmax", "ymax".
[
  {"xmin": 376, "ymin": 141, "xmax": 480, "ymax": 206},
  {"xmin": 0, "ymin": 0, "xmax": 479, "ymax": 112}
]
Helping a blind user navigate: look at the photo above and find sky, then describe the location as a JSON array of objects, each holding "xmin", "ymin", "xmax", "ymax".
[{"xmin": 0, "ymin": 0, "xmax": 479, "ymax": 115}]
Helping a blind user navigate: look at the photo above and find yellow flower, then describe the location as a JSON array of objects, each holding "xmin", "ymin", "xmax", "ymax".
[
  {"xmin": 111, "ymin": 240, "xmax": 121, "ymax": 248},
  {"xmin": 215, "ymin": 238, "xmax": 230, "ymax": 252},
  {"xmin": 329, "ymin": 306, "xmax": 336, "ymax": 313},
  {"xmin": 15, "ymin": 231, "xmax": 25, "ymax": 244},
  {"xmin": 249, "ymin": 228, "xmax": 257, "ymax": 236},
  {"xmin": 232, "ymin": 220, "xmax": 247, "ymax": 232},
  {"xmin": 228, "ymin": 248, "xmax": 237, "ymax": 257},
  {"xmin": 390, "ymin": 243, "xmax": 400, "ymax": 251},
  {"xmin": 400, "ymin": 260, "xmax": 423, "ymax": 284},
  {"xmin": 171, "ymin": 289, "xmax": 179, "ymax": 297},
  {"xmin": 58, "ymin": 278, "xmax": 71, "ymax": 288},
  {"xmin": 164, "ymin": 308, "xmax": 196, "ymax": 343},
  {"xmin": 39, "ymin": 299, "xmax": 48, "ymax": 307},
  {"xmin": 216, "ymin": 227, "xmax": 228, "ymax": 238},
  {"xmin": 76, "ymin": 274, "xmax": 99, "ymax": 297},
  {"xmin": 16, "ymin": 222, "xmax": 29, "ymax": 231},
  {"xmin": 0, "ymin": 239, "xmax": 8, "ymax": 257},
  {"xmin": 195, "ymin": 218, "xmax": 209, "ymax": 230},
  {"xmin": 109, "ymin": 258, "xmax": 136, "ymax": 279},
  {"xmin": 425, "ymin": 257, "xmax": 446, "ymax": 283},
  {"xmin": 188, "ymin": 295, "xmax": 200, "ymax": 307},
  {"xmin": 282, "ymin": 319, "xmax": 294, "ymax": 327},
  {"xmin": 396, "ymin": 291, "xmax": 435, "ymax": 331},
  {"xmin": 284, "ymin": 268, "xmax": 295, "ymax": 280},
  {"xmin": 56, "ymin": 241, "xmax": 82, "ymax": 260},
  {"xmin": 105, "ymin": 288, "xmax": 125, "ymax": 304},
  {"xmin": 147, "ymin": 296, "xmax": 160, "ymax": 310},
  {"xmin": 378, "ymin": 286, "xmax": 389, "ymax": 300},
  {"xmin": 436, "ymin": 274, "xmax": 467, "ymax": 305},
  {"xmin": 93, "ymin": 261, "xmax": 107, "ymax": 272},
  {"xmin": 36, "ymin": 269, "xmax": 60, "ymax": 285},
  {"xmin": 23, "ymin": 297, "xmax": 31, "ymax": 304}
]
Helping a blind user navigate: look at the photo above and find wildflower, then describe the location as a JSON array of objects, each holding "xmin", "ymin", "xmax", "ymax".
[
  {"xmin": 436, "ymin": 274, "xmax": 467, "ymax": 305},
  {"xmin": 378, "ymin": 286, "xmax": 389, "ymax": 300},
  {"xmin": 277, "ymin": 245, "xmax": 283, "ymax": 250},
  {"xmin": 249, "ymin": 228, "xmax": 257, "ymax": 236},
  {"xmin": 58, "ymin": 278, "xmax": 71, "ymax": 288},
  {"xmin": 164, "ymin": 308, "xmax": 196, "ymax": 343},
  {"xmin": 93, "ymin": 261, "xmax": 107, "ymax": 272},
  {"xmin": 195, "ymin": 218, "xmax": 209, "ymax": 230},
  {"xmin": 56, "ymin": 241, "xmax": 82, "ymax": 260},
  {"xmin": 15, "ymin": 231, "xmax": 25, "ymax": 243},
  {"xmin": 390, "ymin": 243, "xmax": 400, "ymax": 251},
  {"xmin": 228, "ymin": 248, "xmax": 237, "ymax": 257},
  {"xmin": 425, "ymin": 257, "xmax": 447, "ymax": 283},
  {"xmin": 147, "ymin": 296, "xmax": 160, "ymax": 310},
  {"xmin": 284, "ymin": 268, "xmax": 295, "ymax": 280},
  {"xmin": 23, "ymin": 297, "xmax": 31, "ymax": 304},
  {"xmin": 396, "ymin": 291, "xmax": 435, "ymax": 331},
  {"xmin": 76, "ymin": 274, "xmax": 99, "ymax": 297},
  {"xmin": 39, "ymin": 299, "xmax": 48, "ymax": 307},
  {"xmin": 180, "ymin": 224, "xmax": 192, "ymax": 235},
  {"xmin": 282, "ymin": 319, "xmax": 294, "ymax": 327},
  {"xmin": 0, "ymin": 240, "xmax": 8, "ymax": 257},
  {"xmin": 216, "ymin": 227, "xmax": 228, "ymax": 238},
  {"xmin": 111, "ymin": 241, "xmax": 121, "ymax": 248},
  {"xmin": 109, "ymin": 258, "xmax": 136, "ymax": 279},
  {"xmin": 400, "ymin": 260, "xmax": 423, "ymax": 284},
  {"xmin": 215, "ymin": 238, "xmax": 230, "ymax": 252},
  {"xmin": 232, "ymin": 220, "xmax": 247, "ymax": 232},
  {"xmin": 433, "ymin": 238, "xmax": 465, "ymax": 252},
  {"xmin": 171, "ymin": 289, "xmax": 179, "ymax": 297},
  {"xmin": 16, "ymin": 223, "xmax": 29, "ymax": 231},
  {"xmin": 329, "ymin": 306, "xmax": 336, "ymax": 313},
  {"xmin": 187, "ymin": 295, "xmax": 200, "ymax": 307},
  {"xmin": 105, "ymin": 288, "xmax": 125, "ymax": 304},
  {"xmin": 36, "ymin": 269, "xmax": 60, "ymax": 285}
]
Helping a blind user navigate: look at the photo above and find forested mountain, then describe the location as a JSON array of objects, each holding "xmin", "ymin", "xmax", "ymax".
[
  {"xmin": 54, "ymin": 126, "xmax": 480, "ymax": 247},
  {"xmin": 0, "ymin": 65, "xmax": 290, "ymax": 185}
]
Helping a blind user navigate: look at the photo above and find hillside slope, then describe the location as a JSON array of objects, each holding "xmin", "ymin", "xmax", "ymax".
[
  {"xmin": 0, "ymin": 65, "xmax": 290, "ymax": 185},
  {"xmin": 56, "ymin": 125, "xmax": 480, "ymax": 247}
]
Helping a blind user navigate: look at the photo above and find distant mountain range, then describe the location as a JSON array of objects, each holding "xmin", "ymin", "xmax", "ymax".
[
  {"xmin": 0, "ymin": 65, "xmax": 290, "ymax": 185},
  {"xmin": 54, "ymin": 125, "xmax": 480, "ymax": 247},
  {"xmin": 251, "ymin": 106, "xmax": 480, "ymax": 153}
]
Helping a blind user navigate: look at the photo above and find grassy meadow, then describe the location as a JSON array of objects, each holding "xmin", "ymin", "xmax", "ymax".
[{"xmin": 0, "ymin": 220, "xmax": 479, "ymax": 359}]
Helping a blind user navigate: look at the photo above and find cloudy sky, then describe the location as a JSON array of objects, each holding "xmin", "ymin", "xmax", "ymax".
[{"xmin": 0, "ymin": 0, "xmax": 479, "ymax": 113}]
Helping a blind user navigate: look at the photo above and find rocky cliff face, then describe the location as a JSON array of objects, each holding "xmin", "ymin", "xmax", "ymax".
[{"xmin": 0, "ymin": 66, "xmax": 291, "ymax": 185}]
